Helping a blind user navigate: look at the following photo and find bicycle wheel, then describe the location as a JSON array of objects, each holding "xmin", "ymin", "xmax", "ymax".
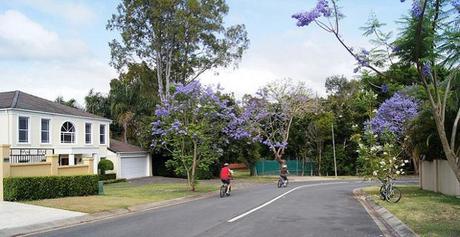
[
  {"xmin": 386, "ymin": 187, "xmax": 402, "ymax": 203},
  {"xmin": 379, "ymin": 185, "xmax": 386, "ymax": 200},
  {"xmin": 277, "ymin": 179, "xmax": 283, "ymax": 188},
  {"xmin": 220, "ymin": 185, "xmax": 226, "ymax": 198}
]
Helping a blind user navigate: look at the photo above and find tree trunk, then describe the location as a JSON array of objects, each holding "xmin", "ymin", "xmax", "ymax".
[
  {"xmin": 411, "ymin": 148, "xmax": 420, "ymax": 175},
  {"xmin": 122, "ymin": 122, "xmax": 128, "ymax": 143},
  {"xmin": 432, "ymin": 110, "xmax": 460, "ymax": 183},
  {"xmin": 318, "ymin": 146, "xmax": 322, "ymax": 176},
  {"xmin": 302, "ymin": 156, "xmax": 305, "ymax": 176},
  {"xmin": 190, "ymin": 140, "xmax": 198, "ymax": 192}
]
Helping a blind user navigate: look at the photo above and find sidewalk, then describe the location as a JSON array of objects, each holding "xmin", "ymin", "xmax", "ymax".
[{"xmin": 0, "ymin": 202, "xmax": 85, "ymax": 231}]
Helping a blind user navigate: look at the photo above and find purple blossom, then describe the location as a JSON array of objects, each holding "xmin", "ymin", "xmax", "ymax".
[
  {"xmin": 361, "ymin": 49, "xmax": 370, "ymax": 55},
  {"xmin": 369, "ymin": 93, "xmax": 418, "ymax": 137},
  {"xmin": 170, "ymin": 120, "xmax": 181, "ymax": 131},
  {"xmin": 292, "ymin": 0, "xmax": 332, "ymax": 27},
  {"xmin": 452, "ymin": 0, "xmax": 460, "ymax": 12},
  {"xmin": 155, "ymin": 106, "xmax": 170, "ymax": 117},
  {"xmin": 392, "ymin": 45, "xmax": 401, "ymax": 53},
  {"xmin": 174, "ymin": 81, "xmax": 201, "ymax": 96},
  {"xmin": 411, "ymin": 0, "xmax": 422, "ymax": 18},
  {"xmin": 401, "ymin": 0, "xmax": 406, "ymax": 2},
  {"xmin": 381, "ymin": 84, "xmax": 388, "ymax": 93},
  {"xmin": 422, "ymin": 63, "xmax": 431, "ymax": 78},
  {"xmin": 356, "ymin": 56, "xmax": 369, "ymax": 67}
]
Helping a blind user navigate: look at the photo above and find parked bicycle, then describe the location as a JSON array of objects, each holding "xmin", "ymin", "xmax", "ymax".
[
  {"xmin": 220, "ymin": 182, "xmax": 231, "ymax": 198},
  {"xmin": 379, "ymin": 176, "xmax": 402, "ymax": 203}
]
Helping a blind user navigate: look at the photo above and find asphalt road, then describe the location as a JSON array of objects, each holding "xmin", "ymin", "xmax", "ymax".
[{"xmin": 32, "ymin": 181, "xmax": 383, "ymax": 237}]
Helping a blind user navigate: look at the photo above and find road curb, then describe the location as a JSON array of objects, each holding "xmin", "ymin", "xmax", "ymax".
[
  {"xmin": 353, "ymin": 188, "xmax": 418, "ymax": 237},
  {"xmin": 0, "ymin": 191, "xmax": 219, "ymax": 237}
]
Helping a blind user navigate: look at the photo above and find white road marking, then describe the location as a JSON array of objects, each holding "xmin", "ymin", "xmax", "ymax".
[{"xmin": 227, "ymin": 182, "xmax": 348, "ymax": 223}]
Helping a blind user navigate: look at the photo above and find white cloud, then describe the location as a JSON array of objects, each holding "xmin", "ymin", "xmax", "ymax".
[
  {"xmin": 0, "ymin": 59, "xmax": 116, "ymax": 105},
  {"xmin": 201, "ymin": 34, "xmax": 359, "ymax": 98},
  {"xmin": 12, "ymin": 0, "xmax": 97, "ymax": 26},
  {"xmin": 0, "ymin": 10, "xmax": 90, "ymax": 61},
  {"xmin": 0, "ymin": 10, "xmax": 116, "ymax": 105}
]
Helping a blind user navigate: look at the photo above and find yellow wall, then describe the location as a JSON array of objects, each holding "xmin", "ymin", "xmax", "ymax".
[
  {"xmin": 2, "ymin": 154, "xmax": 94, "ymax": 178},
  {"xmin": 8, "ymin": 163, "xmax": 52, "ymax": 177},
  {"xmin": 57, "ymin": 165, "xmax": 90, "ymax": 176}
]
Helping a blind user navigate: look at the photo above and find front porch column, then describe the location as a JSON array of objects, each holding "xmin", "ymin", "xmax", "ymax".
[
  {"xmin": 46, "ymin": 154, "xmax": 59, "ymax": 176},
  {"xmin": 92, "ymin": 153, "xmax": 100, "ymax": 175},
  {"xmin": 69, "ymin": 154, "xmax": 75, "ymax": 166},
  {"xmin": 82, "ymin": 157, "xmax": 94, "ymax": 174}
]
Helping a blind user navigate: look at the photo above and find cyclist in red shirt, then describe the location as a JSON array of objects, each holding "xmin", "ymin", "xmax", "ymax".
[{"xmin": 220, "ymin": 163, "xmax": 233, "ymax": 194}]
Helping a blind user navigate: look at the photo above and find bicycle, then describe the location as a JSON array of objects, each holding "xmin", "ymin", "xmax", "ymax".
[
  {"xmin": 379, "ymin": 176, "xmax": 402, "ymax": 203},
  {"xmin": 277, "ymin": 176, "xmax": 288, "ymax": 188},
  {"xmin": 220, "ymin": 182, "xmax": 231, "ymax": 198}
]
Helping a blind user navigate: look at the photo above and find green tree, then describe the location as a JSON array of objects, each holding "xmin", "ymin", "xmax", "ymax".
[
  {"xmin": 55, "ymin": 96, "xmax": 80, "ymax": 109},
  {"xmin": 109, "ymin": 63, "xmax": 159, "ymax": 144},
  {"xmin": 85, "ymin": 89, "xmax": 111, "ymax": 118},
  {"xmin": 107, "ymin": 0, "xmax": 249, "ymax": 101}
]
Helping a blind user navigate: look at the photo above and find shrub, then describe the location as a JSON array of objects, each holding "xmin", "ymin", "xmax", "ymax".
[
  {"xmin": 103, "ymin": 178, "xmax": 127, "ymax": 184},
  {"xmin": 99, "ymin": 173, "xmax": 116, "ymax": 181},
  {"xmin": 98, "ymin": 159, "xmax": 114, "ymax": 175},
  {"xmin": 3, "ymin": 175, "xmax": 98, "ymax": 201}
]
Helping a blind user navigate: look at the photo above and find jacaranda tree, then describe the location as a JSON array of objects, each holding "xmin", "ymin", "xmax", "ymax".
[
  {"xmin": 229, "ymin": 79, "xmax": 313, "ymax": 165},
  {"xmin": 369, "ymin": 93, "xmax": 419, "ymax": 137},
  {"xmin": 151, "ymin": 81, "xmax": 235, "ymax": 191},
  {"xmin": 354, "ymin": 93, "xmax": 419, "ymax": 179}
]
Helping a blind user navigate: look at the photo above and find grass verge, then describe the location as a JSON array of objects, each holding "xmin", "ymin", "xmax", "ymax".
[
  {"xmin": 24, "ymin": 182, "xmax": 218, "ymax": 214},
  {"xmin": 232, "ymin": 169, "xmax": 278, "ymax": 183},
  {"xmin": 362, "ymin": 185, "xmax": 460, "ymax": 237}
]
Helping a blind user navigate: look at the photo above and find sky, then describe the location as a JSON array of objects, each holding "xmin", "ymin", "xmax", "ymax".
[{"xmin": 0, "ymin": 0, "xmax": 412, "ymax": 106}]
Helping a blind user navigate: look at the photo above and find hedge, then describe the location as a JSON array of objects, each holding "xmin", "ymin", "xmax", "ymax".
[
  {"xmin": 99, "ymin": 173, "xmax": 116, "ymax": 181},
  {"xmin": 3, "ymin": 175, "xmax": 99, "ymax": 201}
]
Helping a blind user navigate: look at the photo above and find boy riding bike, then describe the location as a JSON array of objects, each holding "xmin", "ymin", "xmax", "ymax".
[
  {"xmin": 220, "ymin": 163, "xmax": 233, "ymax": 195},
  {"xmin": 279, "ymin": 164, "xmax": 289, "ymax": 187}
]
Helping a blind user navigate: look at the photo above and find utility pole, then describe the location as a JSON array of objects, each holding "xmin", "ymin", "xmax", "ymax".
[{"xmin": 332, "ymin": 123, "xmax": 337, "ymax": 178}]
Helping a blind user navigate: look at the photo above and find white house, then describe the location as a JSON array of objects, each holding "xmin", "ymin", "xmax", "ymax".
[
  {"xmin": 0, "ymin": 90, "xmax": 111, "ymax": 173},
  {"xmin": 107, "ymin": 139, "xmax": 152, "ymax": 179}
]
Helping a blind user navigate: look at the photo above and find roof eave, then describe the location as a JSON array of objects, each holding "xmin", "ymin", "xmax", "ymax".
[{"xmin": 0, "ymin": 108, "xmax": 112, "ymax": 123}]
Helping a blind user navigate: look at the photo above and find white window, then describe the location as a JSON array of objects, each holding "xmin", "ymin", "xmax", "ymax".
[
  {"xmin": 41, "ymin": 119, "xmax": 50, "ymax": 144},
  {"xmin": 85, "ymin": 123, "xmax": 92, "ymax": 144},
  {"xmin": 61, "ymin": 122, "xmax": 75, "ymax": 144},
  {"xmin": 100, "ymin": 124, "xmax": 106, "ymax": 145},
  {"xmin": 18, "ymin": 116, "xmax": 29, "ymax": 143}
]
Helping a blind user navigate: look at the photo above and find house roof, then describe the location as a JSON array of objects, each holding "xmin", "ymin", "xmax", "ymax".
[
  {"xmin": 0, "ymin": 90, "xmax": 110, "ymax": 121},
  {"xmin": 109, "ymin": 139, "xmax": 147, "ymax": 153}
]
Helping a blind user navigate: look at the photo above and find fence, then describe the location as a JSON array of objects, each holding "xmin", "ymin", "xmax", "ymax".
[
  {"xmin": 420, "ymin": 160, "xmax": 460, "ymax": 197},
  {"xmin": 9, "ymin": 148, "xmax": 54, "ymax": 163},
  {"xmin": 1, "ymin": 145, "xmax": 94, "ymax": 178},
  {"xmin": 255, "ymin": 159, "xmax": 315, "ymax": 176}
]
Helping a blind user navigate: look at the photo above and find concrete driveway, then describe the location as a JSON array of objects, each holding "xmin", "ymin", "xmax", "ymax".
[{"xmin": 0, "ymin": 202, "xmax": 85, "ymax": 231}]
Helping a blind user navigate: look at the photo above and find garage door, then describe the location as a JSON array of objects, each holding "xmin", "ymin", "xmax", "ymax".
[{"xmin": 121, "ymin": 155, "xmax": 147, "ymax": 179}]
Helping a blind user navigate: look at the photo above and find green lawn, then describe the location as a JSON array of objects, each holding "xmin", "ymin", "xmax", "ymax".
[
  {"xmin": 363, "ymin": 185, "xmax": 460, "ymax": 237},
  {"xmin": 232, "ymin": 169, "xmax": 278, "ymax": 183},
  {"xmin": 25, "ymin": 182, "xmax": 218, "ymax": 213}
]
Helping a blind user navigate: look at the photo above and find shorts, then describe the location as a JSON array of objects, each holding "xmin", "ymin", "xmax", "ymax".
[{"xmin": 221, "ymin": 179, "xmax": 230, "ymax": 185}]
